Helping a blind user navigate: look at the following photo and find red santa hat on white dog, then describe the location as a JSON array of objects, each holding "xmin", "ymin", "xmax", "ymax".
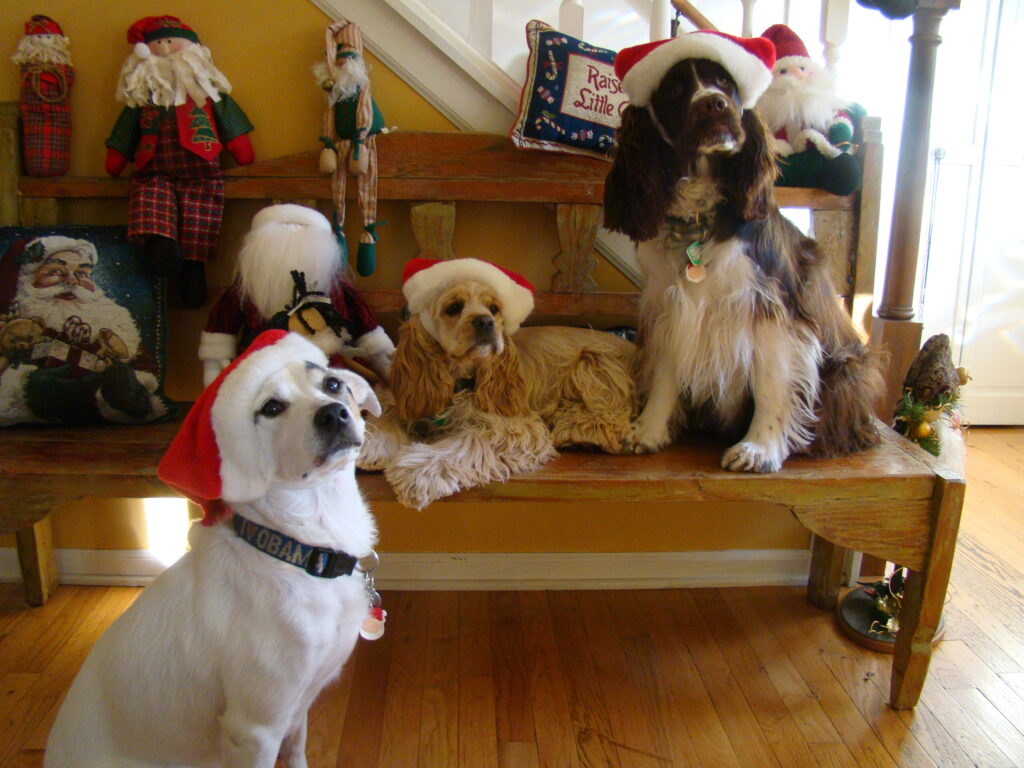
[
  {"xmin": 158, "ymin": 329, "xmax": 327, "ymax": 526},
  {"xmin": 401, "ymin": 257, "xmax": 535, "ymax": 334},
  {"xmin": 615, "ymin": 30, "xmax": 776, "ymax": 109}
]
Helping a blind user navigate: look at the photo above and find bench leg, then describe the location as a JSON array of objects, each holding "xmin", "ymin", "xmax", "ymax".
[
  {"xmin": 807, "ymin": 535, "xmax": 846, "ymax": 609},
  {"xmin": 15, "ymin": 515, "xmax": 58, "ymax": 606},
  {"xmin": 889, "ymin": 471, "xmax": 965, "ymax": 709}
]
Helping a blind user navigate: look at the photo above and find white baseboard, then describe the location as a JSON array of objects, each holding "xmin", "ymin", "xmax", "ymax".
[{"xmin": 0, "ymin": 548, "xmax": 810, "ymax": 590}]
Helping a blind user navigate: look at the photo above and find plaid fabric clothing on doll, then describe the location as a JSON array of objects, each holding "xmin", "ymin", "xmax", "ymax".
[
  {"xmin": 107, "ymin": 95, "xmax": 253, "ymax": 262},
  {"xmin": 19, "ymin": 64, "xmax": 74, "ymax": 176}
]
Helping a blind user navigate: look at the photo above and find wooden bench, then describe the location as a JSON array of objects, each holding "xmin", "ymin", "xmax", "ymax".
[
  {"xmin": 1, "ymin": 112, "xmax": 964, "ymax": 709},
  {"xmin": 0, "ymin": 412, "xmax": 963, "ymax": 709}
]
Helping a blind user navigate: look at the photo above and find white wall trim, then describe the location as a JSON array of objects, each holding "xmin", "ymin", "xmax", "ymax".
[{"xmin": 1, "ymin": 548, "xmax": 810, "ymax": 590}]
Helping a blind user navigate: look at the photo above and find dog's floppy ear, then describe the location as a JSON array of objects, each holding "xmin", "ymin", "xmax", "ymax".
[
  {"xmin": 390, "ymin": 315, "xmax": 456, "ymax": 421},
  {"xmin": 603, "ymin": 104, "xmax": 679, "ymax": 243},
  {"xmin": 723, "ymin": 108, "xmax": 778, "ymax": 222},
  {"xmin": 474, "ymin": 335, "xmax": 529, "ymax": 417},
  {"xmin": 334, "ymin": 369, "xmax": 381, "ymax": 417}
]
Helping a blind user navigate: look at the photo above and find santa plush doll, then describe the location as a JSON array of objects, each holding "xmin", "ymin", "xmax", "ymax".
[
  {"xmin": 104, "ymin": 15, "xmax": 255, "ymax": 308},
  {"xmin": 755, "ymin": 24, "xmax": 863, "ymax": 195},
  {"xmin": 11, "ymin": 15, "xmax": 74, "ymax": 177},
  {"xmin": 200, "ymin": 204, "xmax": 394, "ymax": 387}
]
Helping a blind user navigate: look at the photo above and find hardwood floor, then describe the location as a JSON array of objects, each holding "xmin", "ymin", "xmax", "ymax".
[{"xmin": 2, "ymin": 427, "xmax": 1021, "ymax": 768}]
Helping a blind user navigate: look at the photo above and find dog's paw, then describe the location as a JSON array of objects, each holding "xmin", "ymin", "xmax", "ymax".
[
  {"xmin": 622, "ymin": 420, "xmax": 672, "ymax": 454},
  {"xmin": 721, "ymin": 441, "xmax": 784, "ymax": 473}
]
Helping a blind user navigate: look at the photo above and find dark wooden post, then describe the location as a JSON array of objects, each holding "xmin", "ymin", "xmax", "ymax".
[{"xmin": 872, "ymin": 0, "xmax": 960, "ymax": 417}]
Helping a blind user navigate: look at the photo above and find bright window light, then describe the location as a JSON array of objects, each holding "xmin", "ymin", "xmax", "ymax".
[{"xmin": 143, "ymin": 497, "xmax": 191, "ymax": 567}]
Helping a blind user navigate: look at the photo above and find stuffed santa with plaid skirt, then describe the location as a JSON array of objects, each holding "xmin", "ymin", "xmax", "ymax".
[{"xmin": 104, "ymin": 15, "xmax": 255, "ymax": 308}]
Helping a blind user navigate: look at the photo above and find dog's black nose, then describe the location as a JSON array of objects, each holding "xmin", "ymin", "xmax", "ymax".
[
  {"xmin": 472, "ymin": 315, "xmax": 495, "ymax": 335},
  {"xmin": 314, "ymin": 403, "xmax": 350, "ymax": 433},
  {"xmin": 699, "ymin": 94, "xmax": 729, "ymax": 115}
]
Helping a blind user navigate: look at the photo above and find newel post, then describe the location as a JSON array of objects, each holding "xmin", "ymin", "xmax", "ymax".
[{"xmin": 871, "ymin": 0, "xmax": 959, "ymax": 417}]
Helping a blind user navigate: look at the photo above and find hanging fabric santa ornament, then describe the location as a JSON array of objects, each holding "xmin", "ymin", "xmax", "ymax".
[
  {"xmin": 314, "ymin": 21, "xmax": 386, "ymax": 277},
  {"xmin": 12, "ymin": 15, "xmax": 74, "ymax": 177},
  {"xmin": 755, "ymin": 24, "xmax": 863, "ymax": 195},
  {"xmin": 104, "ymin": 15, "xmax": 256, "ymax": 308}
]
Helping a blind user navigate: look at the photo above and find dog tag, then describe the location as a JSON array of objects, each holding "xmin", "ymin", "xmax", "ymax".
[
  {"xmin": 686, "ymin": 263, "xmax": 707, "ymax": 283},
  {"xmin": 360, "ymin": 607, "xmax": 387, "ymax": 640}
]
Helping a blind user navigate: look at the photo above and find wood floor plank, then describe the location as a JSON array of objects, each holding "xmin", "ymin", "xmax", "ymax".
[
  {"xmin": 419, "ymin": 592, "xmax": 460, "ymax": 768},
  {"xmin": 546, "ymin": 591, "xmax": 624, "ymax": 768},
  {"xmin": 378, "ymin": 590, "xmax": 430, "ymax": 768},
  {"xmin": 692, "ymin": 589, "xmax": 820, "ymax": 768},
  {"xmin": 517, "ymin": 591, "xmax": 581, "ymax": 768},
  {"xmin": 664, "ymin": 590, "xmax": 779, "ymax": 768},
  {"xmin": 490, "ymin": 591, "xmax": 536, "ymax": 746},
  {"xmin": 0, "ymin": 586, "xmax": 86, "ymax": 676},
  {"xmin": 459, "ymin": 674, "xmax": 499, "ymax": 768},
  {"xmin": 304, "ymin": 666, "xmax": 355, "ymax": 768},
  {"xmin": 498, "ymin": 741, "xmax": 541, "ymax": 768},
  {"xmin": 334, "ymin": 608, "xmax": 397, "ymax": 768},
  {"xmin": 575, "ymin": 590, "xmax": 669, "ymax": 767},
  {"xmin": 719, "ymin": 589, "xmax": 845, "ymax": 746},
  {"xmin": 627, "ymin": 590, "xmax": 741, "ymax": 768},
  {"xmin": 459, "ymin": 591, "xmax": 493, "ymax": 678},
  {"xmin": 32, "ymin": 587, "xmax": 138, "ymax": 700},
  {"xmin": 939, "ymin": 602, "xmax": 1022, "ymax": 675},
  {"xmin": 759, "ymin": 588, "xmax": 935, "ymax": 768}
]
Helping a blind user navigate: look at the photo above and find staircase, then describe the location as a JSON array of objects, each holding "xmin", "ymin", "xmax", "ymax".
[{"xmin": 307, "ymin": 0, "xmax": 855, "ymax": 283}]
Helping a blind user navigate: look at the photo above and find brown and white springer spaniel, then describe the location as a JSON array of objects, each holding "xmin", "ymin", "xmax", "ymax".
[{"xmin": 604, "ymin": 34, "xmax": 883, "ymax": 472}]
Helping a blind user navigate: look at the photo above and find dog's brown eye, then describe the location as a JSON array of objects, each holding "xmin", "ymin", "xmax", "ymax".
[
  {"xmin": 445, "ymin": 301, "xmax": 463, "ymax": 317},
  {"xmin": 324, "ymin": 376, "xmax": 341, "ymax": 394},
  {"xmin": 259, "ymin": 399, "xmax": 287, "ymax": 418},
  {"xmin": 489, "ymin": 304, "xmax": 500, "ymax": 315}
]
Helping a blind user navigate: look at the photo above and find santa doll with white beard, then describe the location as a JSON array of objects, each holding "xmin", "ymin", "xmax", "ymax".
[
  {"xmin": 11, "ymin": 15, "xmax": 74, "ymax": 177},
  {"xmin": 199, "ymin": 204, "xmax": 394, "ymax": 387},
  {"xmin": 756, "ymin": 24, "xmax": 863, "ymax": 196},
  {"xmin": 0, "ymin": 236, "xmax": 167, "ymax": 425},
  {"xmin": 104, "ymin": 15, "xmax": 255, "ymax": 308}
]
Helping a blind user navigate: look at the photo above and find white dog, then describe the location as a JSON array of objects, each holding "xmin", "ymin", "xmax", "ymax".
[{"xmin": 45, "ymin": 330, "xmax": 383, "ymax": 768}]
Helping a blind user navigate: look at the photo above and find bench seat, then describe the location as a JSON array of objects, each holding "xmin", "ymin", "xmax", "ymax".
[{"xmin": 0, "ymin": 410, "xmax": 962, "ymax": 709}]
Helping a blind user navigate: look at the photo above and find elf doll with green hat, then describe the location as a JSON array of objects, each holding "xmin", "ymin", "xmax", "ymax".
[
  {"xmin": 104, "ymin": 15, "xmax": 255, "ymax": 308},
  {"xmin": 314, "ymin": 21, "xmax": 386, "ymax": 277},
  {"xmin": 756, "ymin": 24, "xmax": 863, "ymax": 196}
]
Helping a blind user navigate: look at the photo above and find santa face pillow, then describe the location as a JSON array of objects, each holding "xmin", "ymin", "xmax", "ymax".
[{"xmin": 0, "ymin": 227, "xmax": 176, "ymax": 426}]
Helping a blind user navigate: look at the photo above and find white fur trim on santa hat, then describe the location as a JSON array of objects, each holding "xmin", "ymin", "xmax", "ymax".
[
  {"xmin": 210, "ymin": 332, "xmax": 328, "ymax": 503},
  {"xmin": 622, "ymin": 33, "xmax": 773, "ymax": 110},
  {"xmin": 773, "ymin": 55, "xmax": 817, "ymax": 74},
  {"xmin": 251, "ymin": 203, "xmax": 333, "ymax": 233},
  {"xmin": 355, "ymin": 326, "xmax": 395, "ymax": 358},
  {"xmin": 403, "ymin": 258, "xmax": 535, "ymax": 335},
  {"xmin": 198, "ymin": 330, "xmax": 237, "ymax": 363},
  {"xmin": 21, "ymin": 236, "xmax": 97, "ymax": 271}
]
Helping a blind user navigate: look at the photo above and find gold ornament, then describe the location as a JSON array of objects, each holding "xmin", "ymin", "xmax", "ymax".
[
  {"xmin": 957, "ymin": 366, "xmax": 972, "ymax": 386},
  {"xmin": 914, "ymin": 421, "xmax": 934, "ymax": 439}
]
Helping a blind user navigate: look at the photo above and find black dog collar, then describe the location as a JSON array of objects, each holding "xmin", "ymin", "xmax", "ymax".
[{"xmin": 231, "ymin": 511, "xmax": 359, "ymax": 579}]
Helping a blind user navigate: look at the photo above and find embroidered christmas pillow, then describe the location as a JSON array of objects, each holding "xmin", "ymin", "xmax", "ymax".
[
  {"xmin": 510, "ymin": 20, "xmax": 627, "ymax": 160},
  {"xmin": 0, "ymin": 226, "xmax": 176, "ymax": 427}
]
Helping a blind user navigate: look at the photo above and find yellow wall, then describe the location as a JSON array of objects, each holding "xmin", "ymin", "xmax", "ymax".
[{"xmin": 1, "ymin": 0, "xmax": 803, "ymax": 556}]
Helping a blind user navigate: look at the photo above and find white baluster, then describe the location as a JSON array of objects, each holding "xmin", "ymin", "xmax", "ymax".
[
  {"xmin": 741, "ymin": 0, "xmax": 758, "ymax": 36},
  {"xmin": 820, "ymin": 0, "xmax": 849, "ymax": 71},
  {"xmin": 651, "ymin": 0, "xmax": 671, "ymax": 40},
  {"xmin": 559, "ymin": 0, "xmax": 584, "ymax": 37}
]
